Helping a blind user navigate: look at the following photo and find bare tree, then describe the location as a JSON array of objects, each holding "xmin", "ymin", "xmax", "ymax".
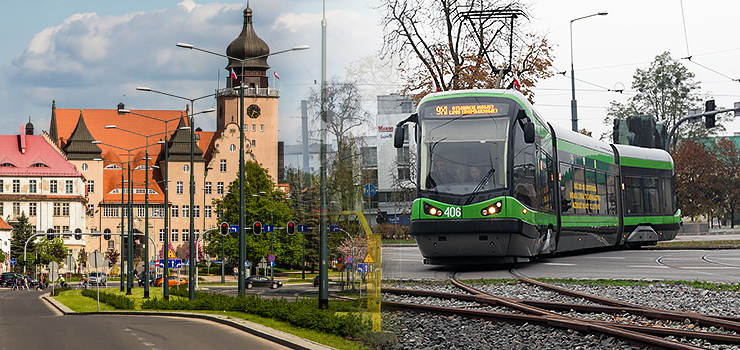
[{"xmin": 378, "ymin": 0, "xmax": 554, "ymax": 102}]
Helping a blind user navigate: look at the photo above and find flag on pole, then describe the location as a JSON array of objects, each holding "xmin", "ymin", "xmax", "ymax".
[
  {"xmin": 273, "ymin": 71, "xmax": 280, "ymax": 80},
  {"xmin": 230, "ymin": 68, "xmax": 237, "ymax": 80},
  {"xmin": 512, "ymin": 78, "xmax": 521, "ymax": 90}
]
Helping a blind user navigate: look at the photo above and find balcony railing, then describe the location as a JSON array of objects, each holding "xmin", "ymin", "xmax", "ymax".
[{"xmin": 216, "ymin": 87, "xmax": 280, "ymax": 98}]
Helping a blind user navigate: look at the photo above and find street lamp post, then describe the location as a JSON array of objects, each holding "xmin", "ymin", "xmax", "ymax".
[
  {"xmin": 94, "ymin": 157, "xmax": 129, "ymax": 292},
  {"xmin": 92, "ymin": 140, "xmax": 150, "ymax": 294},
  {"xmin": 177, "ymin": 42, "xmax": 309, "ymax": 296},
  {"xmin": 135, "ymin": 87, "xmax": 215, "ymax": 300},
  {"xmin": 118, "ymin": 107, "xmax": 212, "ymax": 299},
  {"xmin": 570, "ymin": 11, "xmax": 608, "ymax": 132},
  {"xmin": 105, "ymin": 126, "xmax": 172, "ymax": 298}
]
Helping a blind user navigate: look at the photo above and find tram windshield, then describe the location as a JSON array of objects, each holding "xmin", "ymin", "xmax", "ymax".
[{"xmin": 419, "ymin": 97, "xmax": 513, "ymax": 196}]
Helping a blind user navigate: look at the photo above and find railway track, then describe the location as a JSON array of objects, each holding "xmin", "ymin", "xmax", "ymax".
[{"xmin": 382, "ymin": 272, "xmax": 740, "ymax": 349}]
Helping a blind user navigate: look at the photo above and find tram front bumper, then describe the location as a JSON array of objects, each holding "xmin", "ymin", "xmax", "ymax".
[{"xmin": 411, "ymin": 218, "xmax": 540, "ymax": 263}]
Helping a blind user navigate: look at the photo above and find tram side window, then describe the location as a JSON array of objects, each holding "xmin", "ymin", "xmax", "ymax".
[
  {"xmin": 572, "ymin": 167, "xmax": 585, "ymax": 214},
  {"xmin": 584, "ymin": 170, "xmax": 598, "ymax": 214},
  {"xmin": 661, "ymin": 177, "xmax": 674, "ymax": 214},
  {"xmin": 596, "ymin": 171, "xmax": 608, "ymax": 215},
  {"xmin": 643, "ymin": 177, "xmax": 659, "ymax": 214},
  {"xmin": 559, "ymin": 162, "xmax": 574, "ymax": 214},
  {"xmin": 625, "ymin": 176, "xmax": 642, "ymax": 214},
  {"xmin": 536, "ymin": 149, "xmax": 555, "ymax": 212},
  {"xmin": 606, "ymin": 174, "xmax": 617, "ymax": 215},
  {"xmin": 513, "ymin": 127, "xmax": 537, "ymax": 207}
]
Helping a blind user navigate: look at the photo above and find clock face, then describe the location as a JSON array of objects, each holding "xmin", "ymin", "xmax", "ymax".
[{"xmin": 247, "ymin": 104, "xmax": 261, "ymax": 119}]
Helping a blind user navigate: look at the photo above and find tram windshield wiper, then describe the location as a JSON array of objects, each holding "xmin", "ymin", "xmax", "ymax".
[{"xmin": 465, "ymin": 168, "xmax": 495, "ymax": 205}]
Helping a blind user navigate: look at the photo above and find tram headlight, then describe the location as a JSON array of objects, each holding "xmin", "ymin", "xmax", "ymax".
[
  {"xmin": 481, "ymin": 201, "xmax": 503, "ymax": 216},
  {"xmin": 423, "ymin": 203, "xmax": 443, "ymax": 217}
]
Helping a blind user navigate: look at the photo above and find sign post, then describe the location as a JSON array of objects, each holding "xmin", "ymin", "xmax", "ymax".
[{"xmin": 89, "ymin": 251, "xmax": 105, "ymax": 311}]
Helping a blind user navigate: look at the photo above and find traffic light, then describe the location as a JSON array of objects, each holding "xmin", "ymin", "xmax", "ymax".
[
  {"xmin": 706, "ymin": 99, "xmax": 716, "ymax": 128},
  {"xmin": 74, "ymin": 234, "xmax": 82, "ymax": 240},
  {"xmin": 104, "ymin": 233, "xmax": 111, "ymax": 240},
  {"xmin": 253, "ymin": 221, "xmax": 262, "ymax": 235},
  {"xmin": 220, "ymin": 222, "xmax": 229, "ymax": 236},
  {"xmin": 287, "ymin": 221, "xmax": 295, "ymax": 235}
]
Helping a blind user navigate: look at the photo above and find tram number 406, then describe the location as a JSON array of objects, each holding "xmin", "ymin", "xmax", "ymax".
[{"xmin": 443, "ymin": 206, "xmax": 461, "ymax": 218}]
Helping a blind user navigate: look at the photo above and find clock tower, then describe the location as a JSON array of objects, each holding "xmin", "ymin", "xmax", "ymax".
[{"xmin": 216, "ymin": 6, "xmax": 279, "ymax": 181}]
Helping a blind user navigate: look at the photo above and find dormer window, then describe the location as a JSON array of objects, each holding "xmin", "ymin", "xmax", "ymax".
[
  {"xmin": 30, "ymin": 163, "xmax": 47, "ymax": 167},
  {"xmin": 105, "ymin": 164, "xmax": 122, "ymax": 170},
  {"xmin": 0, "ymin": 163, "xmax": 16, "ymax": 167}
]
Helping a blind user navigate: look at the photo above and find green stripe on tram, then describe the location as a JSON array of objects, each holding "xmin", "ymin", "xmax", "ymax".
[{"xmin": 619, "ymin": 157, "xmax": 673, "ymax": 170}]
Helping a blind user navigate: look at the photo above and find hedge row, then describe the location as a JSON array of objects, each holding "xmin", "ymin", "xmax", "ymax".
[
  {"xmin": 142, "ymin": 289, "xmax": 367, "ymax": 338},
  {"xmin": 81, "ymin": 289, "xmax": 135, "ymax": 309}
]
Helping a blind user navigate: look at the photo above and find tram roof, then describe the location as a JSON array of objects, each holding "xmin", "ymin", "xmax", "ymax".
[
  {"xmin": 418, "ymin": 89, "xmax": 530, "ymax": 107},
  {"xmin": 612, "ymin": 144, "xmax": 674, "ymax": 170}
]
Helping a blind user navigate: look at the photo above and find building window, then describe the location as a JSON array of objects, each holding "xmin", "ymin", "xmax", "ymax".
[
  {"xmin": 217, "ymin": 182, "xmax": 224, "ymax": 194},
  {"xmin": 159, "ymin": 229, "xmax": 165, "ymax": 242},
  {"xmin": 182, "ymin": 229, "xmax": 189, "ymax": 242},
  {"xmin": 136, "ymin": 206, "xmax": 146, "ymax": 217},
  {"xmin": 252, "ymin": 124, "xmax": 256, "ymax": 132},
  {"xmin": 152, "ymin": 206, "xmax": 165, "ymax": 218},
  {"xmin": 171, "ymin": 229, "xmax": 179, "ymax": 242},
  {"xmin": 171, "ymin": 205, "xmax": 179, "ymax": 218},
  {"xmin": 12, "ymin": 202, "xmax": 20, "ymax": 217},
  {"xmin": 176, "ymin": 181, "xmax": 183, "ymax": 194},
  {"xmin": 195, "ymin": 230, "xmax": 200, "ymax": 243},
  {"xmin": 220, "ymin": 159, "xmax": 227, "ymax": 172},
  {"xmin": 183, "ymin": 164, "xmax": 189, "ymax": 173},
  {"xmin": 12, "ymin": 180, "xmax": 20, "ymax": 193},
  {"xmin": 65, "ymin": 180, "xmax": 73, "ymax": 194},
  {"xmin": 229, "ymin": 144, "xmax": 236, "ymax": 152},
  {"xmin": 53, "ymin": 203, "xmax": 61, "ymax": 216},
  {"xmin": 0, "ymin": 180, "xmax": 3, "ymax": 193},
  {"xmin": 260, "ymin": 124, "xmax": 264, "ymax": 132},
  {"xmin": 62, "ymin": 203, "xmax": 70, "ymax": 216},
  {"xmin": 122, "ymin": 206, "xmax": 129, "ymax": 217},
  {"xmin": 182, "ymin": 205, "xmax": 189, "ymax": 218},
  {"xmin": 0, "ymin": 204, "xmax": 3, "ymax": 217},
  {"xmin": 29, "ymin": 180, "xmax": 37, "ymax": 193},
  {"xmin": 204, "ymin": 182, "xmax": 212, "ymax": 194},
  {"xmin": 251, "ymin": 140, "xmax": 256, "ymax": 147},
  {"xmin": 205, "ymin": 205, "xmax": 212, "ymax": 218},
  {"xmin": 53, "ymin": 226, "xmax": 61, "ymax": 233},
  {"xmin": 81, "ymin": 163, "xmax": 88, "ymax": 171},
  {"xmin": 29, "ymin": 203, "xmax": 37, "ymax": 216},
  {"xmin": 103, "ymin": 206, "xmax": 119, "ymax": 217},
  {"xmin": 63, "ymin": 226, "xmax": 69, "ymax": 233},
  {"xmin": 87, "ymin": 180, "xmax": 94, "ymax": 194},
  {"xmin": 193, "ymin": 205, "xmax": 200, "ymax": 218}
]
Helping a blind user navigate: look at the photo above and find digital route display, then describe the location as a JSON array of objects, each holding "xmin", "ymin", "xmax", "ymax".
[{"xmin": 425, "ymin": 103, "xmax": 510, "ymax": 117}]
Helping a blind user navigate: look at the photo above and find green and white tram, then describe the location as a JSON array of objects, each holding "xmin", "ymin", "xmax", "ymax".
[{"xmin": 393, "ymin": 89, "xmax": 681, "ymax": 264}]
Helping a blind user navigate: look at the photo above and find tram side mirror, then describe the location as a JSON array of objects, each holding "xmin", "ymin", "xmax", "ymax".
[
  {"xmin": 394, "ymin": 125, "xmax": 405, "ymax": 148},
  {"xmin": 523, "ymin": 121, "xmax": 535, "ymax": 144}
]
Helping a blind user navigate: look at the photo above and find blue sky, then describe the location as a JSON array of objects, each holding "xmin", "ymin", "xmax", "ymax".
[{"xmin": 1, "ymin": 0, "xmax": 740, "ymax": 143}]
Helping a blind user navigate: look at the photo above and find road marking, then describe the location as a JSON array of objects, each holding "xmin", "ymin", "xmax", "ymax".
[
  {"xmin": 627, "ymin": 266, "xmax": 670, "ymax": 268},
  {"xmin": 591, "ymin": 257, "xmax": 626, "ymax": 259},
  {"xmin": 542, "ymin": 263, "xmax": 575, "ymax": 266},
  {"xmin": 678, "ymin": 266, "xmax": 738, "ymax": 269}
]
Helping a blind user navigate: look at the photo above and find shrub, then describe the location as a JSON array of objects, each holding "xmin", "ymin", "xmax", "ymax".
[
  {"xmin": 81, "ymin": 289, "xmax": 134, "ymax": 310},
  {"xmin": 141, "ymin": 291, "xmax": 368, "ymax": 338}
]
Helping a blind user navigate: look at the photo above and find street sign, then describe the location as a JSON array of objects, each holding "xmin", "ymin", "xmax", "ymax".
[
  {"xmin": 65, "ymin": 255, "xmax": 75, "ymax": 269},
  {"xmin": 172, "ymin": 259, "xmax": 183, "ymax": 269},
  {"xmin": 49, "ymin": 261, "xmax": 59, "ymax": 281},
  {"xmin": 229, "ymin": 225, "xmax": 239, "ymax": 233},
  {"xmin": 264, "ymin": 225, "xmax": 274, "ymax": 233},
  {"xmin": 329, "ymin": 225, "xmax": 340, "ymax": 232},
  {"xmin": 88, "ymin": 251, "xmax": 105, "ymax": 269},
  {"xmin": 245, "ymin": 261, "xmax": 250, "ymax": 267},
  {"xmin": 267, "ymin": 254, "xmax": 275, "ymax": 262},
  {"xmin": 363, "ymin": 183, "xmax": 377, "ymax": 198},
  {"xmin": 297, "ymin": 225, "xmax": 308, "ymax": 233},
  {"xmin": 356, "ymin": 263, "xmax": 368, "ymax": 273},
  {"xmin": 10, "ymin": 258, "xmax": 16, "ymax": 266},
  {"xmin": 346, "ymin": 256, "xmax": 353, "ymax": 264},
  {"xmin": 269, "ymin": 261, "xmax": 274, "ymax": 267},
  {"xmin": 168, "ymin": 250, "xmax": 176, "ymax": 259}
]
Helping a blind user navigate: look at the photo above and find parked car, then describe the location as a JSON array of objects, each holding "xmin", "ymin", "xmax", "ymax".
[
  {"xmin": 0, "ymin": 272, "xmax": 37, "ymax": 287},
  {"xmin": 88, "ymin": 272, "xmax": 107, "ymax": 285},
  {"xmin": 138, "ymin": 273, "xmax": 160, "ymax": 287},
  {"xmin": 154, "ymin": 276, "xmax": 188, "ymax": 287},
  {"xmin": 245, "ymin": 275, "xmax": 282, "ymax": 289}
]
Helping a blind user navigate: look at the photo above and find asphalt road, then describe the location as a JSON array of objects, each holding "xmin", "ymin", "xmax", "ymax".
[
  {"xmin": 381, "ymin": 244, "xmax": 740, "ymax": 283},
  {"xmin": 0, "ymin": 289, "xmax": 288, "ymax": 350}
]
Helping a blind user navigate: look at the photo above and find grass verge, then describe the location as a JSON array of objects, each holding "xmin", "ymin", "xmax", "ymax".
[{"xmin": 655, "ymin": 240, "xmax": 740, "ymax": 248}]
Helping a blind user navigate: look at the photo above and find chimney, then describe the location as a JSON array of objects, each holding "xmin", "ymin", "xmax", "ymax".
[
  {"xmin": 117, "ymin": 102, "xmax": 125, "ymax": 115},
  {"xmin": 19, "ymin": 125, "xmax": 26, "ymax": 154}
]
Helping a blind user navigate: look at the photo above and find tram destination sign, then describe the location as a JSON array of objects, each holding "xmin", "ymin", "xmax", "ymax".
[{"xmin": 426, "ymin": 102, "xmax": 510, "ymax": 117}]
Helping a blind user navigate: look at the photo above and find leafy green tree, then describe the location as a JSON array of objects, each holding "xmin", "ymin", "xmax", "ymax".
[
  {"xmin": 674, "ymin": 140, "xmax": 722, "ymax": 219},
  {"xmin": 10, "ymin": 213, "xmax": 35, "ymax": 268},
  {"xmin": 602, "ymin": 51, "xmax": 731, "ymax": 144},
  {"xmin": 284, "ymin": 168, "xmax": 321, "ymax": 272},
  {"xmin": 36, "ymin": 237, "xmax": 67, "ymax": 266},
  {"xmin": 210, "ymin": 161, "xmax": 299, "ymax": 268},
  {"xmin": 713, "ymin": 138, "xmax": 740, "ymax": 227},
  {"xmin": 0, "ymin": 249, "xmax": 5, "ymax": 264},
  {"xmin": 105, "ymin": 249, "xmax": 119, "ymax": 267}
]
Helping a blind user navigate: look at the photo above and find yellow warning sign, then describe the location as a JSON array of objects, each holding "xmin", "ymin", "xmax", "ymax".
[
  {"xmin": 364, "ymin": 254, "xmax": 374, "ymax": 263},
  {"xmin": 168, "ymin": 250, "xmax": 176, "ymax": 259}
]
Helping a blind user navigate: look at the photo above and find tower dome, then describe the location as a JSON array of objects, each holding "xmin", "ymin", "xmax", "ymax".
[{"xmin": 226, "ymin": 7, "xmax": 270, "ymax": 73}]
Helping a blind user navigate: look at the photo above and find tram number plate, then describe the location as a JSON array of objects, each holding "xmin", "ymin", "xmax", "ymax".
[{"xmin": 443, "ymin": 206, "xmax": 461, "ymax": 218}]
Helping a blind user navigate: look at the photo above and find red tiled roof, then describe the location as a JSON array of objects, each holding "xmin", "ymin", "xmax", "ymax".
[
  {"xmin": 0, "ymin": 135, "xmax": 81, "ymax": 177},
  {"xmin": 0, "ymin": 217, "xmax": 11, "ymax": 230}
]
